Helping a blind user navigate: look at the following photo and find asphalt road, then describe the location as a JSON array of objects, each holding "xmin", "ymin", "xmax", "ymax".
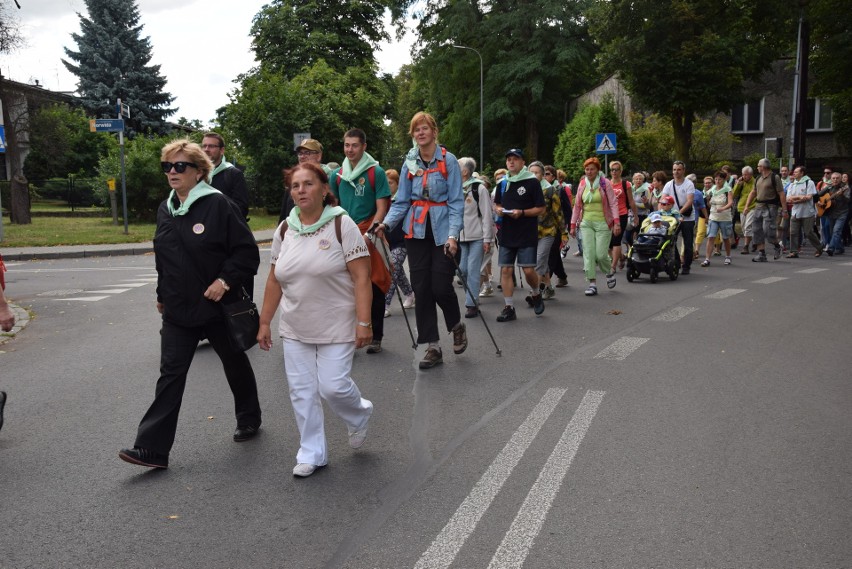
[{"xmin": 1, "ymin": 247, "xmax": 850, "ymax": 568}]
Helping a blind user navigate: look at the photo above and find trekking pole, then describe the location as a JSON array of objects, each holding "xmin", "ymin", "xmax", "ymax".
[
  {"xmin": 445, "ymin": 245, "xmax": 502, "ymax": 356},
  {"xmin": 369, "ymin": 224, "xmax": 417, "ymax": 349}
]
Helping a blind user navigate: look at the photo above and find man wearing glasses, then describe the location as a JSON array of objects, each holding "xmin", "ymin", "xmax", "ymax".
[
  {"xmin": 202, "ymin": 132, "xmax": 250, "ymax": 220},
  {"xmin": 280, "ymin": 139, "xmax": 330, "ymax": 223},
  {"xmin": 662, "ymin": 160, "xmax": 696, "ymax": 274}
]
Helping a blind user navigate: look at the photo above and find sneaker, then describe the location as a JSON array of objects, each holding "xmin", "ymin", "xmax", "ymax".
[
  {"xmin": 384, "ymin": 307, "xmax": 391, "ymax": 318},
  {"xmin": 701, "ymin": 259, "xmax": 710, "ymax": 267},
  {"xmin": 403, "ymin": 293, "xmax": 416, "ymax": 309},
  {"xmin": 419, "ymin": 347, "xmax": 443, "ymax": 369},
  {"xmin": 724, "ymin": 256, "xmax": 732, "ymax": 265},
  {"xmin": 349, "ymin": 406, "xmax": 372, "ymax": 449},
  {"xmin": 774, "ymin": 243, "xmax": 782, "ymax": 260},
  {"xmin": 605, "ymin": 273, "xmax": 616, "ymax": 289},
  {"xmin": 533, "ymin": 294, "xmax": 545, "ymax": 315},
  {"xmin": 555, "ymin": 278, "xmax": 568, "ymax": 288},
  {"xmin": 682, "ymin": 266, "xmax": 690, "ymax": 275},
  {"xmin": 542, "ymin": 285, "xmax": 555, "ymax": 300},
  {"xmin": 752, "ymin": 253, "xmax": 767, "ymax": 263},
  {"xmin": 452, "ymin": 322, "xmax": 468, "ymax": 354},
  {"xmin": 366, "ymin": 340, "xmax": 383, "ymax": 354},
  {"xmin": 479, "ymin": 283, "xmax": 494, "ymax": 297},
  {"xmin": 740, "ymin": 248, "xmax": 749, "ymax": 255},
  {"xmin": 119, "ymin": 447, "xmax": 169, "ymax": 469},
  {"xmin": 584, "ymin": 284, "xmax": 598, "ymax": 296},
  {"xmin": 465, "ymin": 306, "xmax": 479, "ymax": 319},
  {"xmin": 827, "ymin": 249, "xmax": 834, "ymax": 257},
  {"xmin": 525, "ymin": 294, "xmax": 536, "ymax": 308},
  {"xmin": 496, "ymin": 305, "xmax": 517, "ymax": 322},
  {"xmin": 293, "ymin": 463, "xmax": 324, "ymax": 477}
]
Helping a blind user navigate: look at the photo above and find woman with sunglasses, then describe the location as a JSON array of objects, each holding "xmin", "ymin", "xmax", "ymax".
[{"xmin": 119, "ymin": 139, "xmax": 261, "ymax": 470}]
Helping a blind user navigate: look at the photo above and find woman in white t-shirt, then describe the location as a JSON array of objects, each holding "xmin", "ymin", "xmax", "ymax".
[{"xmin": 257, "ymin": 163, "xmax": 374, "ymax": 478}]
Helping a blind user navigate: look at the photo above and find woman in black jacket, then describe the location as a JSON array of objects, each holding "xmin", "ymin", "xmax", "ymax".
[{"xmin": 119, "ymin": 140, "xmax": 261, "ymax": 469}]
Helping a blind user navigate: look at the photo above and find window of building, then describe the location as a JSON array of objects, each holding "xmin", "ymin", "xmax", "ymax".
[
  {"xmin": 732, "ymin": 98, "xmax": 764, "ymax": 133},
  {"xmin": 806, "ymin": 98, "xmax": 833, "ymax": 131}
]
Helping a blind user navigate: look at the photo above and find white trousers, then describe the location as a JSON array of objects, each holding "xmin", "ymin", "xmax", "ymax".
[{"xmin": 283, "ymin": 339, "xmax": 373, "ymax": 466}]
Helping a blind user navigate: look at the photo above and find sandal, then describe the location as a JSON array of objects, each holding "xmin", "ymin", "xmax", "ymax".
[
  {"xmin": 605, "ymin": 273, "xmax": 616, "ymax": 289},
  {"xmin": 814, "ymin": 250, "xmax": 823, "ymax": 258},
  {"xmin": 584, "ymin": 284, "xmax": 598, "ymax": 296},
  {"xmin": 701, "ymin": 259, "xmax": 710, "ymax": 267}
]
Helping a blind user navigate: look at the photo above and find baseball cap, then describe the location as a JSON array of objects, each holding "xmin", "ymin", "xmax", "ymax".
[
  {"xmin": 296, "ymin": 139, "xmax": 323, "ymax": 153},
  {"xmin": 649, "ymin": 212, "xmax": 662, "ymax": 222},
  {"xmin": 659, "ymin": 195, "xmax": 674, "ymax": 206},
  {"xmin": 505, "ymin": 148, "xmax": 524, "ymax": 159}
]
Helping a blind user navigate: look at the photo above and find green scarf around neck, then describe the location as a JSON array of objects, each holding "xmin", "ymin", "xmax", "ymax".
[
  {"xmin": 340, "ymin": 152, "xmax": 379, "ymax": 185},
  {"xmin": 167, "ymin": 181, "xmax": 220, "ymax": 217},
  {"xmin": 286, "ymin": 204, "xmax": 347, "ymax": 235},
  {"xmin": 582, "ymin": 173, "xmax": 603, "ymax": 204},
  {"xmin": 209, "ymin": 157, "xmax": 234, "ymax": 181},
  {"xmin": 505, "ymin": 166, "xmax": 537, "ymax": 184},
  {"xmin": 463, "ymin": 177, "xmax": 480, "ymax": 190}
]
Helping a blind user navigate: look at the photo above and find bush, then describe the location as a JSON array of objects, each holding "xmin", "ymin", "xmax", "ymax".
[{"xmin": 553, "ymin": 94, "xmax": 629, "ymax": 180}]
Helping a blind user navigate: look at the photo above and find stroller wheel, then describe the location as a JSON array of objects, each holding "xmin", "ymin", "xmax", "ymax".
[
  {"xmin": 627, "ymin": 269, "xmax": 635, "ymax": 282},
  {"xmin": 649, "ymin": 268, "xmax": 658, "ymax": 283}
]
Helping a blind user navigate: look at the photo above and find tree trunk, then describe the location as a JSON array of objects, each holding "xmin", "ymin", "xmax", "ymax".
[
  {"xmin": 671, "ymin": 109, "xmax": 694, "ymax": 164},
  {"xmin": 0, "ymin": 82, "xmax": 32, "ymax": 224},
  {"xmin": 524, "ymin": 91, "xmax": 539, "ymax": 159},
  {"xmin": 10, "ymin": 174, "xmax": 30, "ymax": 224}
]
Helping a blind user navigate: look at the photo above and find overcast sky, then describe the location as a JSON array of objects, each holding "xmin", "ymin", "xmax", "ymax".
[{"xmin": 1, "ymin": 0, "xmax": 415, "ymax": 124}]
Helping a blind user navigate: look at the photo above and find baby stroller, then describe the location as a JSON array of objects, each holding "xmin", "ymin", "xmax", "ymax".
[{"xmin": 625, "ymin": 214, "xmax": 681, "ymax": 283}]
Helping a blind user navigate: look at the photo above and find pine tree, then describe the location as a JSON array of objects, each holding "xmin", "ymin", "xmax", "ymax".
[{"xmin": 62, "ymin": 0, "xmax": 174, "ymax": 135}]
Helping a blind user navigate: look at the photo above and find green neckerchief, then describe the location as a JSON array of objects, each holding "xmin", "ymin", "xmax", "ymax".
[
  {"xmin": 790, "ymin": 175, "xmax": 812, "ymax": 194},
  {"xmin": 582, "ymin": 173, "xmax": 603, "ymax": 204},
  {"xmin": 505, "ymin": 166, "xmax": 537, "ymax": 184},
  {"xmin": 463, "ymin": 177, "xmax": 480, "ymax": 191},
  {"xmin": 540, "ymin": 178, "xmax": 552, "ymax": 190},
  {"xmin": 340, "ymin": 152, "xmax": 379, "ymax": 185},
  {"xmin": 651, "ymin": 187, "xmax": 664, "ymax": 200},
  {"xmin": 633, "ymin": 182, "xmax": 650, "ymax": 197},
  {"xmin": 167, "ymin": 181, "xmax": 220, "ymax": 217},
  {"xmin": 708, "ymin": 183, "xmax": 731, "ymax": 198},
  {"xmin": 286, "ymin": 204, "xmax": 347, "ymax": 235},
  {"xmin": 209, "ymin": 157, "xmax": 234, "ymax": 181},
  {"xmin": 403, "ymin": 140, "xmax": 419, "ymax": 174}
]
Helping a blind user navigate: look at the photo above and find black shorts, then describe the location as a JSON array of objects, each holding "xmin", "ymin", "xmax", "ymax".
[{"xmin": 609, "ymin": 214, "xmax": 629, "ymax": 248}]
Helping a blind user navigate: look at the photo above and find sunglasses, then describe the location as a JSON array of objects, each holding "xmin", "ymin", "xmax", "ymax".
[{"xmin": 161, "ymin": 161, "xmax": 198, "ymax": 173}]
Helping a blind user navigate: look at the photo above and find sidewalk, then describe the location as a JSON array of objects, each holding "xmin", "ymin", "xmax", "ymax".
[{"xmin": 1, "ymin": 228, "xmax": 277, "ymax": 261}]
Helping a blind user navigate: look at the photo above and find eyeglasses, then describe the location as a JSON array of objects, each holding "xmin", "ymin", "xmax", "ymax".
[
  {"xmin": 161, "ymin": 161, "xmax": 198, "ymax": 173},
  {"xmin": 297, "ymin": 150, "xmax": 319, "ymax": 157},
  {"xmin": 201, "ymin": 144, "xmax": 222, "ymax": 150},
  {"xmin": 611, "ymin": 167, "xmax": 622, "ymax": 171}
]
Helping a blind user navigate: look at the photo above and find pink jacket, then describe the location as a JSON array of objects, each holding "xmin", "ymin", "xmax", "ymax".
[{"xmin": 570, "ymin": 176, "xmax": 620, "ymax": 230}]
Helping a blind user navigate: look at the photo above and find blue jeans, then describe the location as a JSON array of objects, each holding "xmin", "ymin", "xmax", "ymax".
[
  {"xmin": 820, "ymin": 215, "xmax": 831, "ymax": 247},
  {"xmin": 459, "ymin": 240, "xmax": 485, "ymax": 307},
  {"xmin": 829, "ymin": 213, "xmax": 848, "ymax": 253}
]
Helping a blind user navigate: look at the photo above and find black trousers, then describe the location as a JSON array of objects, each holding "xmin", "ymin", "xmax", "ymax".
[
  {"xmin": 370, "ymin": 283, "xmax": 385, "ymax": 342},
  {"xmin": 547, "ymin": 235, "xmax": 567, "ymax": 280},
  {"xmin": 406, "ymin": 236, "xmax": 461, "ymax": 345},
  {"xmin": 680, "ymin": 220, "xmax": 696, "ymax": 270},
  {"xmin": 134, "ymin": 319, "xmax": 262, "ymax": 455}
]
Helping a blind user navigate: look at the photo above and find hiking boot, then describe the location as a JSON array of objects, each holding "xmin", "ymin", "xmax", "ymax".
[
  {"xmin": 452, "ymin": 322, "xmax": 468, "ymax": 354},
  {"xmin": 366, "ymin": 340, "xmax": 383, "ymax": 354},
  {"xmin": 464, "ymin": 306, "xmax": 479, "ymax": 319},
  {"xmin": 496, "ymin": 305, "xmax": 517, "ymax": 322},
  {"xmin": 555, "ymin": 278, "xmax": 568, "ymax": 288},
  {"xmin": 479, "ymin": 282, "xmax": 493, "ymax": 297},
  {"xmin": 533, "ymin": 294, "xmax": 545, "ymax": 315},
  {"xmin": 119, "ymin": 447, "xmax": 168, "ymax": 469},
  {"xmin": 419, "ymin": 347, "xmax": 443, "ymax": 369},
  {"xmin": 542, "ymin": 285, "xmax": 555, "ymax": 300}
]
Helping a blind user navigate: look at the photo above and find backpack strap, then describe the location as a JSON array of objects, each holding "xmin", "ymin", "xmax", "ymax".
[
  {"xmin": 279, "ymin": 217, "xmax": 342, "ymax": 244},
  {"xmin": 468, "ymin": 181, "xmax": 482, "ymax": 218}
]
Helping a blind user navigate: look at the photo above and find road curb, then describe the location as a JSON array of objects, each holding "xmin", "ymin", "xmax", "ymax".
[{"xmin": 0, "ymin": 303, "xmax": 29, "ymax": 347}]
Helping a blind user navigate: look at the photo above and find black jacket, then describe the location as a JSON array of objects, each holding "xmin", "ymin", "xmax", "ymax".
[
  {"xmin": 211, "ymin": 166, "xmax": 249, "ymax": 219},
  {"xmin": 154, "ymin": 193, "xmax": 259, "ymax": 327}
]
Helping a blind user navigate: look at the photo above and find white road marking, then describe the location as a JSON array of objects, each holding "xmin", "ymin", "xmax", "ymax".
[
  {"xmin": 652, "ymin": 307, "xmax": 698, "ymax": 322},
  {"xmin": 487, "ymin": 390, "xmax": 606, "ymax": 569},
  {"xmin": 594, "ymin": 337, "xmax": 649, "ymax": 360},
  {"xmin": 122, "ymin": 279, "xmax": 158, "ymax": 283},
  {"xmin": 796, "ymin": 268, "xmax": 829, "ymax": 274},
  {"xmin": 705, "ymin": 288, "xmax": 746, "ymax": 299},
  {"xmin": 840, "ymin": 262, "xmax": 852, "ymax": 266},
  {"xmin": 414, "ymin": 388, "xmax": 568, "ymax": 569},
  {"xmin": 752, "ymin": 276, "xmax": 788, "ymax": 284},
  {"xmin": 86, "ymin": 289, "xmax": 131, "ymax": 294},
  {"xmin": 53, "ymin": 296, "xmax": 110, "ymax": 302}
]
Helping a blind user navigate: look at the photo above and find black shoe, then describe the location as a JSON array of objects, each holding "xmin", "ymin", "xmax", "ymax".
[
  {"xmin": 119, "ymin": 447, "xmax": 169, "ymax": 469},
  {"xmin": 464, "ymin": 306, "xmax": 479, "ymax": 319},
  {"xmin": 827, "ymin": 249, "xmax": 834, "ymax": 256},
  {"xmin": 234, "ymin": 424, "xmax": 261, "ymax": 442},
  {"xmin": 496, "ymin": 305, "xmax": 517, "ymax": 322},
  {"xmin": 525, "ymin": 294, "xmax": 535, "ymax": 308},
  {"xmin": 681, "ymin": 266, "xmax": 690, "ymax": 275},
  {"xmin": 0, "ymin": 391, "xmax": 6, "ymax": 432},
  {"xmin": 533, "ymin": 294, "xmax": 545, "ymax": 315}
]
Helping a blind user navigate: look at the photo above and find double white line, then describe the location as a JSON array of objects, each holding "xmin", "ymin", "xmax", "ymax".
[{"xmin": 415, "ymin": 389, "xmax": 605, "ymax": 569}]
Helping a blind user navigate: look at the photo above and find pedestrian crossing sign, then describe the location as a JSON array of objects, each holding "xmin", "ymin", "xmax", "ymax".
[{"xmin": 595, "ymin": 133, "xmax": 617, "ymax": 155}]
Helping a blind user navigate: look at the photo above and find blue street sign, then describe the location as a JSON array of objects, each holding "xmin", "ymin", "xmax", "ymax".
[
  {"xmin": 595, "ymin": 133, "xmax": 617, "ymax": 155},
  {"xmin": 0, "ymin": 125, "xmax": 6, "ymax": 153},
  {"xmin": 89, "ymin": 118, "xmax": 125, "ymax": 132}
]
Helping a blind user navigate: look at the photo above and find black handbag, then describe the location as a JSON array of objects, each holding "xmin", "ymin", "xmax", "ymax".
[{"xmin": 221, "ymin": 287, "xmax": 259, "ymax": 352}]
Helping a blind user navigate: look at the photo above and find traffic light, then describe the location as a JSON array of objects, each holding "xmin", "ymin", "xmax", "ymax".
[{"xmin": 775, "ymin": 138, "xmax": 783, "ymax": 158}]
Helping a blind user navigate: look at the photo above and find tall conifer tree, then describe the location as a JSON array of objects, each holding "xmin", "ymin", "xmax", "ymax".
[{"xmin": 63, "ymin": 0, "xmax": 174, "ymax": 135}]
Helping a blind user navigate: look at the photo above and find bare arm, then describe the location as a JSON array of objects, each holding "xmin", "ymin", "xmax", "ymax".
[
  {"xmin": 257, "ymin": 266, "xmax": 283, "ymax": 351},
  {"xmin": 347, "ymin": 256, "xmax": 373, "ymax": 349}
]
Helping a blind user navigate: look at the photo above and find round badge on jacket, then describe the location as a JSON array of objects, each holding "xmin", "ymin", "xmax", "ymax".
[
  {"xmin": 318, "ymin": 238, "xmax": 331, "ymax": 250},
  {"xmin": 192, "ymin": 223, "xmax": 205, "ymax": 234}
]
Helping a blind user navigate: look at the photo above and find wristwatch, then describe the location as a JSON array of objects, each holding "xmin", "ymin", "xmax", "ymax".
[{"xmin": 216, "ymin": 278, "xmax": 230, "ymax": 291}]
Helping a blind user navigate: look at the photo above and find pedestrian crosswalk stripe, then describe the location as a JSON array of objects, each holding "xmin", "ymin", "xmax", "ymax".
[
  {"xmin": 705, "ymin": 288, "xmax": 746, "ymax": 299},
  {"xmin": 595, "ymin": 337, "xmax": 649, "ymax": 360}
]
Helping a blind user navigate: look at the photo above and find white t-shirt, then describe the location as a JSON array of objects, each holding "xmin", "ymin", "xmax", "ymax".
[
  {"xmin": 663, "ymin": 178, "xmax": 696, "ymax": 221},
  {"xmin": 270, "ymin": 215, "xmax": 369, "ymax": 343},
  {"xmin": 787, "ymin": 178, "xmax": 817, "ymax": 219}
]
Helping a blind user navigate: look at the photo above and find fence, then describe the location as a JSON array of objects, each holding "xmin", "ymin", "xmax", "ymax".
[{"xmin": 1, "ymin": 177, "xmax": 105, "ymax": 214}]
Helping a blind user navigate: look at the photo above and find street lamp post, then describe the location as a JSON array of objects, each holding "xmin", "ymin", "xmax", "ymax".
[{"xmin": 451, "ymin": 44, "xmax": 483, "ymax": 171}]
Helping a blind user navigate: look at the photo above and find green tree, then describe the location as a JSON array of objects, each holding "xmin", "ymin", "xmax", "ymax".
[
  {"xmin": 223, "ymin": 61, "xmax": 392, "ymax": 211},
  {"xmin": 808, "ymin": 0, "xmax": 852, "ymax": 151},
  {"xmin": 553, "ymin": 96, "xmax": 628, "ymax": 179},
  {"xmin": 250, "ymin": 0, "xmax": 392, "ymax": 77},
  {"xmin": 589, "ymin": 0, "xmax": 793, "ymax": 161},
  {"xmin": 63, "ymin": 0, "xmax": 175, "ymax": 135},
  {"xmin": 401, "ymin": 0, "xmax": 597, "ymax": 168},
  {"xmin": 96, "ymin": 133, "xmax": 173, "ymax": 221},
  {"xmin": 24, "ymin": 104, "xmax": 112, "ymax": 179}
]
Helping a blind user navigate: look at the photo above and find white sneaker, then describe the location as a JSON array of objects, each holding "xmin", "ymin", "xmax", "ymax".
[
  {"xmin": 384, "ymin": 306, "xmax": 391, "ymax": 318},
  {"xmin": 479, "ymin": 283, "xmax": 493, "ymax": 297},
  {"xmin": 293, "ymin": 463, "xmax": 318, "ymax": 477},
  {"xmin": 403, "ymin": 293, "xmax": 415, "ymax": 309}
]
